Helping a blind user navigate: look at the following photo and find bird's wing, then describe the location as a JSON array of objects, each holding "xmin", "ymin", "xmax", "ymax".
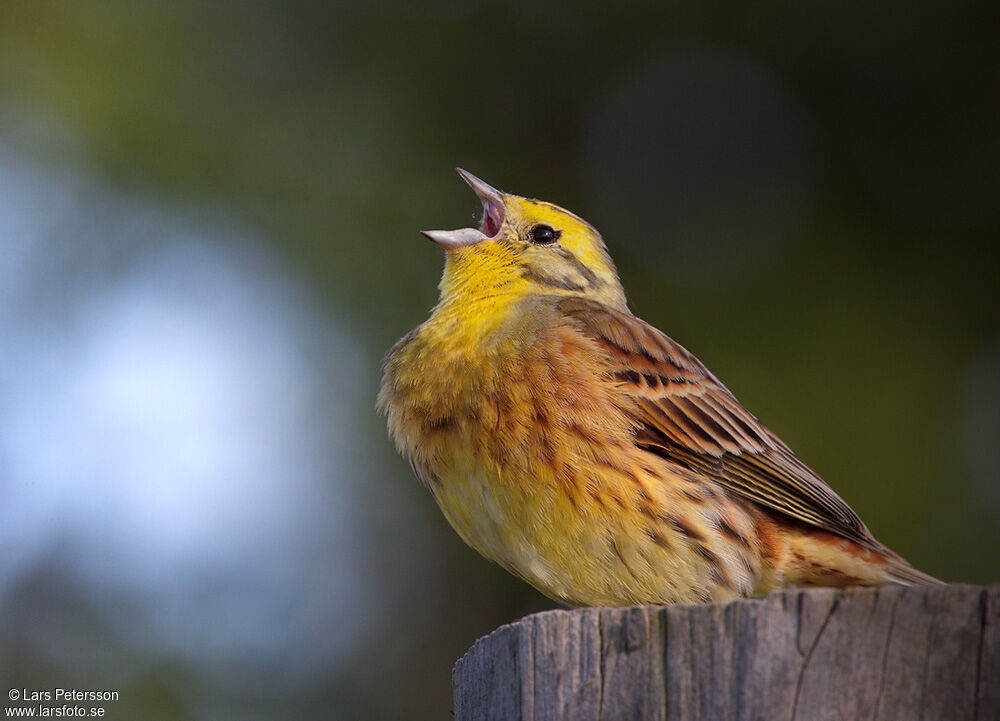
[{"xmin": 557, "ymin": 297, "xmax": 881, "ymax": 551}]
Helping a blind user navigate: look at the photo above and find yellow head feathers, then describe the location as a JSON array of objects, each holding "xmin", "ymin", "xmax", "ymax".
[{"xmin": 422, "ymin": 169, "xmax": 627, "ymax": 312}]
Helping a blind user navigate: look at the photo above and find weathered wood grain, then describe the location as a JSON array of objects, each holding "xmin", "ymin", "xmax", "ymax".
[{"xmin": 454, "ymin": 584, "xmax": 998, "ymax": 721}]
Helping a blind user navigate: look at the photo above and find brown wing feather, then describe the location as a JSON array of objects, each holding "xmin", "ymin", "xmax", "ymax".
[{"xmin": 557, "ymin": 297, "xmax": 882, "ymax": 551}]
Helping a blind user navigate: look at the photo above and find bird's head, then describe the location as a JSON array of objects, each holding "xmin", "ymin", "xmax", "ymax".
[{"xmin": 423, "ymin": 169, "xmax": 627, "ymax": 312}]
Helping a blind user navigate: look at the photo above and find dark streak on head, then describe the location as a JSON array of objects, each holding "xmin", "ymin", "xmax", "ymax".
[
  {"xmin": 555, "ymin": 246, "xmax": 600, "ymax": 285},
  {"xmin": 521, "ymin": 267, "xmax": 587, "ymax": 292}
]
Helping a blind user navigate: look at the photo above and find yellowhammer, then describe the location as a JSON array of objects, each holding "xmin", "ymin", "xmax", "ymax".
[{"xmin": 378, "ymin": 169, "xmax": 939, "ymax": 606}]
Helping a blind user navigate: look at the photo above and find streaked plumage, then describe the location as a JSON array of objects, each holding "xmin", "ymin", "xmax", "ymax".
[{"xmin": 378, "ymin": 170, "xmax": 938, "ymax": 606}]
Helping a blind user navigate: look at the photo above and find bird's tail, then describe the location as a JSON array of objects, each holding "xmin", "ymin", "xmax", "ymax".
[
  {"xmin": 882, "ymin": 554, "xmax": 944, "ymax": 586},
  {"xmin": 765, "ymin": 525, "xmax": 944, "ymax": 590}
]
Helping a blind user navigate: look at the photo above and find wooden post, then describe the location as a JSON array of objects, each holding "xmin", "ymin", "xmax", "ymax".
[{"xmin": 454, "ymin": 584, "xmax": 998, "ymax": 721}]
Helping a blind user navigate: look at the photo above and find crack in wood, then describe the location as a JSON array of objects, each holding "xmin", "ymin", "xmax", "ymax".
[
  {"xmin": 791, "ymin": 596, "xmax": 839, "ymax": 721},
  {"xmin": 973, "ymin": 589, "xmax": 988, "ymax": 721},
  {"xmin": 871, "ymin": 589, "xmax": 901, "ymax": 721}
]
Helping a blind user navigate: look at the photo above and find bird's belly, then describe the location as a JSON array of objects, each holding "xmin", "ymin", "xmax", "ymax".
[
  {"xmin": 428, "ymin": 451, "xmax": 752, "ymax": 607},
  {"xmin": 432, "ymin": 462, "xmax": 585, "ymax": 602}
]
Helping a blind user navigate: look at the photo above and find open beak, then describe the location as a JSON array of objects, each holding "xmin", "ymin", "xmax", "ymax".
[{"xmin": 421, "ymin": 168, "xmax": 506, "ymax": 250}]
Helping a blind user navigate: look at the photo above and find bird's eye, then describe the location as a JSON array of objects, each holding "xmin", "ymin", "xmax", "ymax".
[{"xmin": 529, "ymin": 224, "xmax": 561, "ymax": 244}]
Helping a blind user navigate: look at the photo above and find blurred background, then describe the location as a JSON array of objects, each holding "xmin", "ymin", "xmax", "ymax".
[{"xmin": 0, "ymin": 2, "xmax": 998, "ymax": 719}]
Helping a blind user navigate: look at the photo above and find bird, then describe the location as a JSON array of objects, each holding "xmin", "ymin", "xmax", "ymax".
[{"xmin": 377, "ymin": 168, "xmax": 939, "ymax": 607}]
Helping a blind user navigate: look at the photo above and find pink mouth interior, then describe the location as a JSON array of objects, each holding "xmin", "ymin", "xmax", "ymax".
[{"xmin": 481, "ymin": 199, "xmax": 504, "ymax": 237}]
